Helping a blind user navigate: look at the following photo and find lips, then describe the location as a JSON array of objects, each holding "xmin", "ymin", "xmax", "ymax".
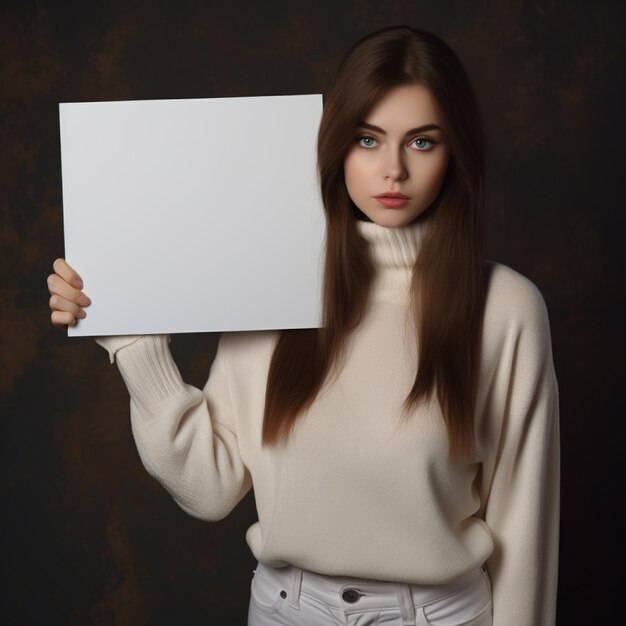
[
  {"xmin": 374, "ymin": 192, "xmax": 410, "ymax": 199},
  {"xmin": 374, "ymin": 192, "xmax": 410, "ymax": 208}
]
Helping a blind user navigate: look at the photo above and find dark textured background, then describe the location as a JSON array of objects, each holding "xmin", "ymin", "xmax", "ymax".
[{"xmin": 1, "ymin": 1, "xmax": 624, "ymax": 624}]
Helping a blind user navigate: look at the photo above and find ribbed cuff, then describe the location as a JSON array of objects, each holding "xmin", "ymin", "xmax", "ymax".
[
  {"xmin": 95, "ymin": 335, "xmax": 146, "ymax": 364},
  {"xmin": 114, "ymin": 335, "xmax": 187, "ymax": 415}
]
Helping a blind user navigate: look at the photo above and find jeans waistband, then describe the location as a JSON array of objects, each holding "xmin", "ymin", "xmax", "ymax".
[{"xmin": 258, "ymin": 561, "xmax": 485, "ymax": 613}]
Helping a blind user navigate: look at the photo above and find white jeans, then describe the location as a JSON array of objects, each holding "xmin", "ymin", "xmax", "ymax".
[{"xmin": 248, "ymin": 561, "xmax": 493, "ymax": 626}]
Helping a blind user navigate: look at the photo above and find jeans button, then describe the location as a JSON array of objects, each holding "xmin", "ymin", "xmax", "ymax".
[{"xmin": 342, "ymin": 588, "xmax": 361, "ymax": 603}]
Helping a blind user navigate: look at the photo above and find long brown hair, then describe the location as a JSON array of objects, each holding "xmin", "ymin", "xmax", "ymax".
[{"xmin": 263, "ymin": 25, "xmax": 486, "ymax": 460}]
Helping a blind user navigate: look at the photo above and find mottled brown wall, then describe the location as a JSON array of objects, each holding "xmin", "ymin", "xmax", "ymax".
[{"xmin": 1, "ymin": 1, "xmax": 623, "ymax": 624}]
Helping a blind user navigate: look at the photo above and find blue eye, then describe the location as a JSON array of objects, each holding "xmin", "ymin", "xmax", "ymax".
[
  {"xmin": 356, "ymin": 135, "xmax": 377, "ymax": 148},
  {"xmin": 410, "ymin": 137, "xmax": 436, "ymax": 151}
]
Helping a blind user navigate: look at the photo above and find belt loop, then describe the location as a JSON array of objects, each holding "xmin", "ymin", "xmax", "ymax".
[
  {"xmin": 288, "ymin": 566, "xmax": 303, "ymax": 610},
  {"xmin": 396, "ymin": 584, "xmax": 416, "ymax": 626},
  {"xmin": 414, "ymin": 605, "xmax": 430, "ymax": 626}
]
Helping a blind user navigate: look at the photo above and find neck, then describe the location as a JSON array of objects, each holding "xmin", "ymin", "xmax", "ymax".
[{"xmin": 355, "ymin": 218, "xmax": 426, "ymax": 293}]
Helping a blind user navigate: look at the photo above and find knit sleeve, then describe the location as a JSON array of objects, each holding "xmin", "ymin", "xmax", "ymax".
[
  {"xmin": 111, "ymin": 334, "xmax": 252, "ymax": 521},
  {"xmin": 480, "ymin": 276, "xmax": 560, "ymax": 626},
  {"xmin": 95, "ymin": 335, "xmax": 147, "ymax": 363}
]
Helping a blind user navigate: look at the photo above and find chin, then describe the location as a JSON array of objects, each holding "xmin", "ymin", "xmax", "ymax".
[{"xmin": 370, "ymin": 212, "xmax": 418, "ymax": 228}]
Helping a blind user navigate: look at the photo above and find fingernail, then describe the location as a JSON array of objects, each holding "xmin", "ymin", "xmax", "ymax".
[
  {"xmin": 73, "ymin": 278, "xmax": 83, "ymax": 289},
  {"xmin": 77, "ymin": 310, "xmax": 86, "ymax": 319},
  {"xmin": 78, "ymin": 294, "xmax": 91, "ymax": 306}
]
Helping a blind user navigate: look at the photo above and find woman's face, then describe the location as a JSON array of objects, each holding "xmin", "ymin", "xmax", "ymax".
[{"xmin": 343, "ymin": 83, "xmax": 450, "ymax": 228}]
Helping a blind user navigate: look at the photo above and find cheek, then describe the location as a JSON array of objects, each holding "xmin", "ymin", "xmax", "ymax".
[
  {"xmin": 420, "ymin": 155, "xmax": 449, "ymax": 192},
  {"xmin": 343, "ymin": 154, "xmax": 367, "ymax": 196}
]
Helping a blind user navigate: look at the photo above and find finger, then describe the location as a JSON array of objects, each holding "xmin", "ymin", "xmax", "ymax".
[
  {"xmin": 52, "ymin": 258, "xmax": 83, "ymax": 290},
  {"xmin": 51, "ymin": 310, "xmax": 77, "ymax": 328},
  {"xmin": 47, "ymin": 273, "xmax": 91, "ymax": 307},
  {"xmin": 49, "ymin": 294, "xmax": 86, "ymax": 319}
]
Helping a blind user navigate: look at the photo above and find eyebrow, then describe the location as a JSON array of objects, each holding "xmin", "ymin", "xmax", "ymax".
[{"xmin": 357, "ymin": 122, "xmax": 442, "ymax": 135}]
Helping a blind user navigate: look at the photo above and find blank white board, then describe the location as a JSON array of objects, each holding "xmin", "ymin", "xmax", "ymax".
[{"xmin": 59, "ymin": 94, "xmax": 325, "ymax": 336}]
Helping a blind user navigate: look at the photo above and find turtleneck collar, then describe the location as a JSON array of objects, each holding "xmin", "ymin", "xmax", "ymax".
[{"xmin": 355, "ymin": 218, "xmax": 426, "ymax": 293}]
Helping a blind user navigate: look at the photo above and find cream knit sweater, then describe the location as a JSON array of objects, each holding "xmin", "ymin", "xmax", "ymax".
[{"xmin": 97, "ymin": 219, "xmax": 560, "ymax": 625}]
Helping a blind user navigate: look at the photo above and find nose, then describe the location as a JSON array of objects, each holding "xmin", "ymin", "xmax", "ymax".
[{"xmin": 383, "ymin": 147, "xmax": 408, "ymax": 182}]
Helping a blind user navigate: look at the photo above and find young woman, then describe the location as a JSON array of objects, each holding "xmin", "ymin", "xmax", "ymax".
[{"xmin": 48, "ymin": 26, "xmax": 560, "ymax": 626}]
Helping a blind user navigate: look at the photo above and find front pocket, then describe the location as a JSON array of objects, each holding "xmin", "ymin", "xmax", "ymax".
[
  {"xmin": 250, "ymin": 566, "xmax": 288, "ymax": 616},
  {"xmin": 422, "ymin": 570, "xmax": 492, "ymax": 626},
  {"xmin": 423, "ymin": 602, "xmax": 492, "ymax": 626}
]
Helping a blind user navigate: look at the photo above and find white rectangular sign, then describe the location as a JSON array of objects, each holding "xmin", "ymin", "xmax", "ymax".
[{"xmin": 59, "ymin": 94, "xmax": 326, "ymax": 336}]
